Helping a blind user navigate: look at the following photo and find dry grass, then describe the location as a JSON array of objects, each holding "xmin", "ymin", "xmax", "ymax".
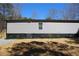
[
  {"xmin": 0, "ymin": 30, "xmax": 6, "ymax": 39},
  {"xmin": 0, "ymin": 28, "xmax": 79, "ymax": 56},
  {"xmin": 0, "ymin": 38, "xmax": 79, "ymax": 56},
  {"xmin": 7, "ymin": 41, "xmax": 79, "ymax": 56}
]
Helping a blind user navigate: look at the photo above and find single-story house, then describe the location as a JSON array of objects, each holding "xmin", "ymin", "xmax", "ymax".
[{"xmin": 6, "ymin": 20, "xmax": 79, "ymax": 39}]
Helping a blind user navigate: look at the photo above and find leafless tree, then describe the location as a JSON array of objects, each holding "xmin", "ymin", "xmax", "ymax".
[
  {"xmin": 65, "ymin": 3, "xmax": 79, "ymax": 20},
  {"xmin": 31, "ymin": 10, "xmax": 37, "ymax": 19},
  {"xmin": 0, "ymin": 3, "xmax": 21, "ymax": 34},
  {"xmin": 46, "ymin": 8, "xmax": 57, "ymax": 20}
]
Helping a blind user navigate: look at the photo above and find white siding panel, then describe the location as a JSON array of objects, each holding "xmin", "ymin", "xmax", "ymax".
[{"xmin": 7, "ymin": 22, "xmax": 79, "ymax": 34}]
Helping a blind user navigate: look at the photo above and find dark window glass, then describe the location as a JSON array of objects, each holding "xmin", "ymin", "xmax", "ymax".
[{"xmin": 39, "ymin": 22, "xmax": 43, "ymax": 30}]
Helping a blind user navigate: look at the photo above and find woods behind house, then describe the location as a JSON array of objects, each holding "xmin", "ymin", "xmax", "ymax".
[{"xmin": 0, "ymin": 3, "xmax": 79, "ymax": 34}]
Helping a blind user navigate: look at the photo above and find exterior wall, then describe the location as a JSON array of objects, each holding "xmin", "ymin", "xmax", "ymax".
[{"xmin": 7, "ymin": 22, "xmax": 79, "ymax": 34}]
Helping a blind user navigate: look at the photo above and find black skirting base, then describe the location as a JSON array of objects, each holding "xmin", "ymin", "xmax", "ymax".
[{"xmin": 6, "ymin": 33, "xmax": 77, "ymax": 39}]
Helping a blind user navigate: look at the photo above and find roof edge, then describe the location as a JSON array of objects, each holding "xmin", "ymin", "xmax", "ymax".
[{"xmin": 6, "ymin": 20, "xmax": 79, "ymax": 23}]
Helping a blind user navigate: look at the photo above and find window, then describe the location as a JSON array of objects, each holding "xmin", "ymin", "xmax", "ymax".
[{"xmin": 39, "ymin": 22, "xmax": 43, "ymax": 30}]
